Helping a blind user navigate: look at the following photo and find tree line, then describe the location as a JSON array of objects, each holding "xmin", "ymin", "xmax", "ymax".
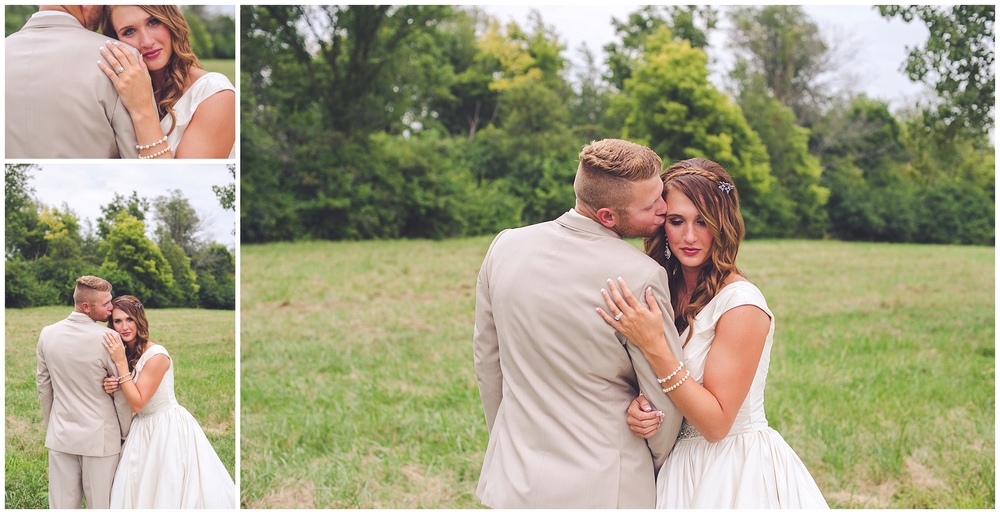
[
  {"xmin": 5, "ymin": 164, "xmax": 236, "ymax": 309},
  {"xmin": 241, "ymin": 5, "xmax": 994, "ymax": 245},
  {"xmin": 3, "ymin": 5, "xmax": 236, "ymax": 60}
]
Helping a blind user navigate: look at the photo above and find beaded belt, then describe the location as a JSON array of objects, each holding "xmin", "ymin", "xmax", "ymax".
[{"xmin": 677, "ymin": 419, "xmax": 703, "ymax": 440}]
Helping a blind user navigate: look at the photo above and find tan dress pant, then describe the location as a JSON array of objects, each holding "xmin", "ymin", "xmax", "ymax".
[{"xmin": 48, "ymin": 449, "xmax": 119, "ymax": 509}]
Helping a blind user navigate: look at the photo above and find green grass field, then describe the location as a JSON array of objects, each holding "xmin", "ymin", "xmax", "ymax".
[
  {"xmin": 240, "ymin": 238, "xmax": 994, "ymax": 508},
  {"xmin": 5, "ymin": 307, "xmax": 236, "ymax": 509},
  {"xmin": 200, "ymin": 59, "xmax": 235, "ymax": 85}
]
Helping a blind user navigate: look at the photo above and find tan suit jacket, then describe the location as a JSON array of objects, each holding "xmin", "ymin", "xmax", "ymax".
[
  {"xmin": 474, "ymin": 210, "xmax": 685, "ymax": 508},
  {"xmin": 37, "ymin": 311, "xmax": 133, "ymax": 457},
  {"xmin": 5, "ymin": 14, "xmax": 139, "ymax": 158}
]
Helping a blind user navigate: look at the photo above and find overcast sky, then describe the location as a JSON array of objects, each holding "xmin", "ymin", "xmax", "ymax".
[
  {"xmin": 479, "ymin": 4, "xmax": 931, "ymax": 111},
  {"xmin": 25, "ymin": 163, "xmax": 235, "ymax": 249}
]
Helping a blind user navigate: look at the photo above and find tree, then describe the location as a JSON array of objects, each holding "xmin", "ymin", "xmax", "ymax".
[
  {"xmin": 5, "ymin": 163, "xmax": 38, "ymax": 259},
  {"xmin": 738, "ymin": 78, "xmax": 829, "ymax": 237},
  {"xmin": 98, "ymin": 213, "xmax": 175, "ymax": 307},
  {"xmin": 214, "ymin": 165, "xmax": 235, "ymax": 211},
  {"xmin": 192, "ymin": 243, "xmax": 235, "ymax": 309},
  {"xmin": 604, "ymin": 6, "xmax": 718, "ymax": 91},
  {"xmin": 610, "ymin": 28, "xmax": 777, "ymax": 236},
  {"xmin": 728, "ymin": 6, "xmax": 849, "ymax": 126},
  {"xmin": 183, "ymin": 6, "xmax": 214, "ymax": 60},
  {"xmin": 878, "ymin": 5, "xmax": 995, "ymax": 137},
  {"xmin": 152, "ymin": 190, "xmax": 203, "ymax": 256},
  {"xmin": 97, "ymin": 192, "xmax": 150, "ymax": 240},
  {"xmin": 157, "ymin": 236, "xmax": 199, "ymax": 308}
]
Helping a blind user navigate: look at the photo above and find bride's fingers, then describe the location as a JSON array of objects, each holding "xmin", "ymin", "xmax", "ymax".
[
  {"xmin": 99, "ymin": 45, "xmax": 123, "ymax": 71},
  {"xmin": 108, "ymin": 41, "xmax": 136, "ymax": 67},
  {"xmin": 615, "ymin": 277, "xmax": 642, "ymax": 309},
  {"xmin": 599, "ymin": 287, "xmax": 623, "ymax": 318},
  {"xmin": 605, "ymin": 278, "xmax": 631, "ymax": 313}
]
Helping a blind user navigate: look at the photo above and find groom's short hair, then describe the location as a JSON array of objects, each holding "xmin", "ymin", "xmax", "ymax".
[
  {"xmin": 574, "ymin": 139, "xmax": 663, "ymax": 212},
  {"xmin": 73, "ymin": 276, "xmax": 112, "ymax": 306}
]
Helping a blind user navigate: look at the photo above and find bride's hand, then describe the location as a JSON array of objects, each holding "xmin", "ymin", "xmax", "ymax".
[
  {"xmin": 103, "ymin": 374, "xmax": 120, "ymax": 395},
  {"xmin": 102, "ymin": 331, "xmax": 127, "ymax": 365},
  {"xmin": 627, "ymin": 394, "xmax": 663, "ymax": 439},
  {"xmin": 97, "ymin": 40, "xmax": 154, "ymax": 118},
  {"xmin": 598, "ymin": 277, "xmax": 668, "ymax": 354}
]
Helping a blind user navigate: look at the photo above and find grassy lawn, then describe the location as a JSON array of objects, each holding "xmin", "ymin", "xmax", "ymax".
[
  {"xmin": 5, "ymin": 307, "xmax": 236, "ymax": 509},
  {"xmin": 200, "ymin": 59, "xmax": 235, "ymax": 85},
  {"xmin": 239, "ymin": 238, "xmax": 994, "ymax": 508}
]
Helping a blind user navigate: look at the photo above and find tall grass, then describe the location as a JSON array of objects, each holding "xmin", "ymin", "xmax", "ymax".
[
  {"xmin": 240, "ymin": 238, "xmax": 994, "ymax": 508},
  {"xmin": 5, "ymin": 307, "xmax": 236, "ymax": 509}
]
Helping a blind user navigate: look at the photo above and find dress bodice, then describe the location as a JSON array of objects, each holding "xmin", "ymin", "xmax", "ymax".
[
  {"xmin": 679, "ymin": 281, "xmax": 774, "ymax": 436},
  {"xmin": 133, "ymin": 344, "xmax": 178, "ymax": 417},
  {"xmin": 161, "ymin": 72, "xmax": 236, "ymax": 158}
]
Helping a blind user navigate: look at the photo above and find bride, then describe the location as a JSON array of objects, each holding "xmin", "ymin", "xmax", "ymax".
[
  {"xmin": 101, "ymin": 295, "xmax": 235, "ymax": 508},
  {"xmin": 598, "ymin": 158, "xmax": 828, "ymax": 508},
  {"xmin": 96, "ymin": 5, "xmax": 235, "ymax": 159}
]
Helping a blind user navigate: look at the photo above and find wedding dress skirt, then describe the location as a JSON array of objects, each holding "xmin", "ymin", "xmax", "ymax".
[
  {"xmin": 655, "ymin": 282, "xmax": 828, "ymax": 509},
  {"xmin": 110, "ymin": 345, "xmax": 235, "ymax": 508}
]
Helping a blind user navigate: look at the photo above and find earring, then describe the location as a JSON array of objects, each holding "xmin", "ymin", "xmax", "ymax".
[{"xmin": 664, "ymin": 244, "xmax": 672, "ymax": 260}]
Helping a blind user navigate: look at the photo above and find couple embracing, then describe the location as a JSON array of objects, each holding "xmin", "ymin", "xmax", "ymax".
[
  {"xmin": 6, "ymin": 5, "xmax": 234, "ymax": 159},
  {"xmin": 36, "ymin": 276, "xmax": 235, "ymax": 508},
  {"xmin": 474, "ymin": 139, "xmax": 829, "ymax": 508}
]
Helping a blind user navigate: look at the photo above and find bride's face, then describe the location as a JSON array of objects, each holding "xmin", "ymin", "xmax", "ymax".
[
  {"xmin": 110, "ymin": 6, "xmax": 173, "ymax": 73},
  {"xmin": 664, "ymin": 187, "xmax": 714, "ymax": 272},
  {"xmin": 111, "ymin": 308, "xmax": 139, "ymax": 345}
]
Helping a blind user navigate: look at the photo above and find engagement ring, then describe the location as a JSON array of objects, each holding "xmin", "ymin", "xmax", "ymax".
[
  {"xmin": 115, "ymin": 67, "xmax": 125, "ymax": 75},
  {"xmin": 614, "ymin": 312, "xmax": 624, "ymax": 321}
]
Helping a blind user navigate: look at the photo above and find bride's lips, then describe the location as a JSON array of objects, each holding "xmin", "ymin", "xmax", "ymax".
[
  {"xmin": 680, "ymin": 247, "xmax": 701, "ymax": 256},
  {"xmin": 143, "ymin": 49, "xmax": 162, "ymax": 60}
]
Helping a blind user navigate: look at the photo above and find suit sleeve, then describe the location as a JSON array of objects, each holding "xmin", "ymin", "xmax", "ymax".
[
  {"xmin": 37, "ymin": 330, "xmax": 53, "ymax": 429},
  {"xmin": 473, "ymin": 231, "xmax": 506, "ymax": 433},
  {"xmin": 624, "ymin": 267, "xmax": 686, "ymax": 472},
  {"xmin": 103, "ymin": 352, "xmax": 133, "ymax": 439}
]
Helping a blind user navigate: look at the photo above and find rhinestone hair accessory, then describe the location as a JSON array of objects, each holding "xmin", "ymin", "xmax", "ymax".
[
  {"xmin": 134, "ymin": 302, "xmax": 143, "ymax": 309},
  {"xmin": 718, "ymin": 181, "xmax": 734, "ymax": 194}
]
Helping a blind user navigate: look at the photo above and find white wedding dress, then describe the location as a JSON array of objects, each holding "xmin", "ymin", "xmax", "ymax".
[
  {"xmin": 655, "ymin": 281, "xmax": 828, "ymax": 508},
  {"xmin": 161, "ymin": 72, "xmax": 236, "ymax": 158},
  {"xmin": 109, "ymin": 344, "xmax": 236, "ymax": 508}
]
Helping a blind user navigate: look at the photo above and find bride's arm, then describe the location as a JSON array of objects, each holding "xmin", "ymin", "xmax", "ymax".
[
  {"xmin": 172, "ymin": 89, "xmax": 235, "ymax": 158},
  {"xmin": 98, "ymin": 42, "xmax": 173, "ymax": 159},
  {"xmin": 600, "ymin": 279, "xmax": 769, "ymax": 442},
  {"xmin": 103, "ymin": 331, "xmax": 170, "ymax": 413}
]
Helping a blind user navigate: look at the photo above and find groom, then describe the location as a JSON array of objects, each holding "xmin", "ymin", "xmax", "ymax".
[
  {"xmin": 474, "ymin": 139, "xmax": 685, "ymax": 508},
  {"xmin": 37, "ymin": 276, "xmax": 133, "ymax": 509},
  {"xmin": 5, "ymin": 5, "xmax": 139, "ymax": 158}
]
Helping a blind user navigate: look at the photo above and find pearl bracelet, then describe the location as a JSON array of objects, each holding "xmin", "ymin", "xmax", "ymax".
[
  {"xmin": 657, "ymin": 361, "xmax": 684, "ymax": 384},
  {"xmin": 139, "ymin": 147, "xmax": 170, "ymax": 159},
  {"xmin": 118, "ymin": 374, "xmax": 133, "ymax": 384},
  {"xmin": 662, "ymin": 369, "xmax": 690, "ymax": 393},
  {"xmin": 136, "ymin": 135, "xmax": 168, "ymax": 150}
]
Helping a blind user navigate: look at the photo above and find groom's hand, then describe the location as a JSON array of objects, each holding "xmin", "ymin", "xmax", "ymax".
[
  {"xmin": 627, "ymin": 394, "xmax": 663, "ymax": 439},
  {"xmin": 103, "ymin": 374, "xmax": 120, "ymax": 395}
]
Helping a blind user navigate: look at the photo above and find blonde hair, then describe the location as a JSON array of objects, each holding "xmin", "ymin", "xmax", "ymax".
[
  {"xmin": 643, "ymin": 158, "xmax": 746, "ymax": 343},
  {"xmin": 100, "ymin": 5, "xmax": 203, "ymax": 136},
  {"xmin": 574, "ymin": 139, "xmax": 663, "ymax": 212},
  {"xmin": 73, "ymin": 276, "xmax": 112, "ymax": 306}
]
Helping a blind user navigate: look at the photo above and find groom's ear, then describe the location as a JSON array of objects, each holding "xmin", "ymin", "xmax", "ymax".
[{"xmin": 594, "ymin": 207, "xmax": 618, "ymax": 229}]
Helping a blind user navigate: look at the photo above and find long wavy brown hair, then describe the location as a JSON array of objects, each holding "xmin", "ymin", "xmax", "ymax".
[
  {"xmin": 643, "ymin": 158, "xmax": 746, "ymax": 343},
  {"xmin": 107, "ymin": 295, "xmax": 151, "ymax": 373},
  {"xmin": 99, "ymin": 5, "xmax": 203, "ymax": 136}
]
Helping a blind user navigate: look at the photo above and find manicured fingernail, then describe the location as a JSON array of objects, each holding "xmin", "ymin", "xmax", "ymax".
[
  {"xmin": 618, "ymin": 276, "xmax": 623, "ymax": 282},
  {"xmin": 642, "ymin": 405, "xmax": 651, "ymax": 412}
]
